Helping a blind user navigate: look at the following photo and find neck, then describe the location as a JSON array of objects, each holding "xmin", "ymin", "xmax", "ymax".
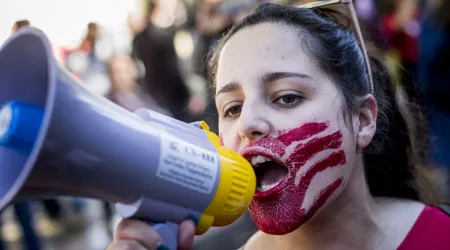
[{"xmin": 273, "ymin": 157, "xmax": 384, "ymax": 249}]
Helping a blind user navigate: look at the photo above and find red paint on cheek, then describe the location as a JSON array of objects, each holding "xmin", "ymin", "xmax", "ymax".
[
  {"xmin": 249, "ymin": 128, "xmax": 346, "ymax": 235},
  {"xmin": 303, "ymin": 177, "xmax": 343, "ymax": 223},
  {"xmin": 278, "ymin": 122, "xmax": 328, "ymax": 146},
  {"xmin": 286, "ymin": 131, "xmax": 342, "ymax": 165},
  {"xmin": 244, "ymin": 122, "xmax": 329, "ymax": 158}
]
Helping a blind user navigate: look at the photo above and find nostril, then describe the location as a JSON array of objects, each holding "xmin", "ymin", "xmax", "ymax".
[{"xmin": 251, "ymin": 131, "xmax": 263, "ymax": 137}]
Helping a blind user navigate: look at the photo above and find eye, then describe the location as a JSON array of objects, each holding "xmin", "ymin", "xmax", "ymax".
[
  {"xmin": 273, "ymin": 94, "xmax": 303, "ymax": 107},
  {"xmin": 224, "ymin": 105, "xmax": 242, "ymax": 118}
]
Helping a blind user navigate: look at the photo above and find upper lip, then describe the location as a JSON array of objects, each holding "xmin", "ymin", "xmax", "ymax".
[
  {"xmin": 241, "ymin": 148, "xmax": 290, "ymax": 197},
  {"xmin": 240, "ymin": 147, "xmax": 285, "ymax": 167}
]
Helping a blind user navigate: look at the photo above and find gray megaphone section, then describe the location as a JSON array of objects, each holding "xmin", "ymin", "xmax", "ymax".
[{"xmin": 0, "ymin": 27, "xmax": 219, "ymax": 223}]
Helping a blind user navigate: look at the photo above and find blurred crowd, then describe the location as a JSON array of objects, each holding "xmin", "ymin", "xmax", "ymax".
[{"xmin": 1, "ymin": 0, "xmax": 450, "ymax": 249}]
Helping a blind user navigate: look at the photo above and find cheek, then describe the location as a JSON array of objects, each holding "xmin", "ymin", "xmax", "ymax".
[
  {"xmin": 218, "ymin": 126, "xmax": 240, "ymax": 152},
  {"xmin": 296, "ymin": 152, "xmax": 348, "ymax": 213},
  {"xmin": 291, "ymin": 128, "xmax": 355, "ymax": 212}
]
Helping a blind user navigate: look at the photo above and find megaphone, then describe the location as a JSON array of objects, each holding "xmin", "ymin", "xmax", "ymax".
[{"xmin": 0, "ymin": 28, "xmax": 256, "ymax": 249}]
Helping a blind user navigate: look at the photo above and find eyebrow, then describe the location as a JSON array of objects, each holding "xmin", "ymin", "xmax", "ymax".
[
  {"xmin": 215, "ymin": 72, "xmax": 313, "ymax": 96},
  {"xmin": 216, "ymin": 82, "xmax": 242, "ymax": 96},
  {"xmin": 261, "ymin": 72, "xmax": 312, "ymax": 84}
]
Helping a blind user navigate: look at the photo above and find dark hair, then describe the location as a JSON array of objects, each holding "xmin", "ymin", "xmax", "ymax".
[
  {"xmin": 87, "ymin": 22, "xmax": 97, "ymax": 30},
  {"xmin": 14, "ymin": 19, "xmax": 30, "ymax": 29},
  {"xmin": 147, "ymin": 0, "xmax": 159, "ymax": 16},
  {"xmin": 433, "ymin": 0, "xmax": 450, "ymax": 29},
  {"xmin": 83, "ymin": 22, "xmax": 98, "ymax": 51},
  {"xmin": 208, "ymin": 3, "xmax": 441, "ymax": 204}
]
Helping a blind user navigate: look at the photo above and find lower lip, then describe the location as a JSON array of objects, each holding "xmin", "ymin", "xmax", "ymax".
[{"xmin": 254, "ymin": 177, "xmax": 287, "ymax": 198}]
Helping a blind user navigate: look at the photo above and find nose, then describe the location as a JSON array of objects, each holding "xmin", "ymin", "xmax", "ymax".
[{"xmin": 238, "ymin": 103, "xmax": 271, "ymax": 141}]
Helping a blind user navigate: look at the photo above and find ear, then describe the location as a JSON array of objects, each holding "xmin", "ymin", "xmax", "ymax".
[{"xmin": 356, "ymin": 94, "xmax": 377, "ymax": 149}]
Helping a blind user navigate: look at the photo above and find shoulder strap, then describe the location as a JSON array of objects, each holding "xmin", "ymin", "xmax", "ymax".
[{"xmin": 435, "ymin": 203, "xmax": 450, "ymax": 216}]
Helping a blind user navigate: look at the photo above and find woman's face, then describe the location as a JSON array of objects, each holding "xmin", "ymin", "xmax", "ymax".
[{"xmin": 215, "ymin": 23, "xmax": 362, "ymax": 234}]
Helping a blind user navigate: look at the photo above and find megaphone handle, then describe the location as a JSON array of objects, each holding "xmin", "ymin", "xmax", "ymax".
[{"xmin": 151, "ymin": 222, "xmax": 178, "ymax": 250}]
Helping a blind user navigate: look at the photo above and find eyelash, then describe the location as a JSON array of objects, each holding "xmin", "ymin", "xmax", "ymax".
[
  {"xmin": 223, "ymin": 105, "xmax": 242, "ymax": 118},
  {"xmin": 223, "ymin": 94, "xmax": 304, "ymax": 118},
  {"xmin": 273, "ymin": 94, "xmax": 304, "ymax": 108}
]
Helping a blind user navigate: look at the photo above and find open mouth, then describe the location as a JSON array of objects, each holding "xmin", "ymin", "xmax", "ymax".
[{"xmin": 249, "ymin": 155, "xmax": 289, "ymax": 193}]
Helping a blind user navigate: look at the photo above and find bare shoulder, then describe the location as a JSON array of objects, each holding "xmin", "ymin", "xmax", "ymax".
[
  {"xmin": 239, "ymin": 231, "xmax": 274, "ymax": 250},
  {"xmin": 374, "ymin": 198, "xmax": 425, "ymax": 248},
  {"xmin": 375, "ymin": 198, "xmax": 425, "ymax": 222}
]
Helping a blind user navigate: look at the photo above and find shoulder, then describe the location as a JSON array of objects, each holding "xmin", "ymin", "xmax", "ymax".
[
  {"xmin": 375, "ymin": 198, "xmax": 425, "ymax": 230},
  {"xmin": 376, "ymin": 198, "xmax": 450, "ymax": 250},
  {"xmin": 397, "ymin": 204, "xmax": 450, "ymax": 250},
  {"xmin": 239, "ymin": 231, "xmax": 274, "ymax": 250},
  {"xmin": 377, "ymin": 198, "xmax": 425, "ymax": 219},
  {"xmin": 374, "ymin": 198, "xmax": 425, "ymax": 248}
]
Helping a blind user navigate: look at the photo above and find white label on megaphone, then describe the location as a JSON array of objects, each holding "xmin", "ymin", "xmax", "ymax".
[{"xmin": 157, "ymin": 132, "xmax": 218, "ymax": 194}]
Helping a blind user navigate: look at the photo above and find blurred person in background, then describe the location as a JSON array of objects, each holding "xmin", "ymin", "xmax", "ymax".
[
  {"xmin": 418, "ymin": 0, "xmax": 450, "ymax": 199},
  {"xmin": 65, "ymin": 22, "xmax": 112, "ymax": 96},
  {"xmin": 380, "ymin": 0, "xmax": 421, "ymax": 100},
  {"xmin": 106, "ymin": 54, "xmax": 168, "ymax": 115},
  {"xmin": 79, "ymin": 22, "xmax": 99, "ymax": 56},
  {"xmin": 132, "ymin": 0, "xmax": 192, "ymax": 122},
  {"xmin": 76, "ymin": 22, "xmax": 111, "ymax": 97}
]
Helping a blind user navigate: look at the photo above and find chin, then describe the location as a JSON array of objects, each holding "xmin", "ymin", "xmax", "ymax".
[
  {"xmin": 249, "ymin": 199, "xmax": 318, "ymax": 235},
  {"xmin": 249, "ymin": 207, "xmax": 306, "ymax": 235},
  {"xmin": 248, "ymin": 175, "xmax": 344, "ymax": 235}
]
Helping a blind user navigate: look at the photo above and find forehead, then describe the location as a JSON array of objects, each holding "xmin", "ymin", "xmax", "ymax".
[{"xmin": 216, "ymin": 22, "xmax": 319, "ymax": 91}]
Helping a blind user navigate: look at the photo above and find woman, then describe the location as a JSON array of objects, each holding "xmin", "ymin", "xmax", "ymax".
[{"xmin": 107, "ymin": 4, "xmax": 450, "ymax": 250}]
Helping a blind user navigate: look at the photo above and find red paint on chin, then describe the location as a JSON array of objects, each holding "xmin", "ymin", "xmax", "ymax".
[
  {"xmin": 248, "ymin": 123, "xmax": 346, "ymax": 235},
  {"xmin": 250, "ymin": 151, "xmax": 345, "ymax": 234}
]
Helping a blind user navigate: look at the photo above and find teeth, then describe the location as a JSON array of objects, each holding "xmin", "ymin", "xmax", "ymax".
[
  {"xmin": 250, "ymin": 155, "xmax": 272, "ymax": 166},
  {"xmin": 257, "ymin": 182, "xmax": 280, "ymax": 192}
]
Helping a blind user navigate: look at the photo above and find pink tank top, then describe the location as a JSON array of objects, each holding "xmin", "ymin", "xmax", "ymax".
[{"xmin": 397, "ymin": 206, "xmax": 450, "ymax": 250}]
